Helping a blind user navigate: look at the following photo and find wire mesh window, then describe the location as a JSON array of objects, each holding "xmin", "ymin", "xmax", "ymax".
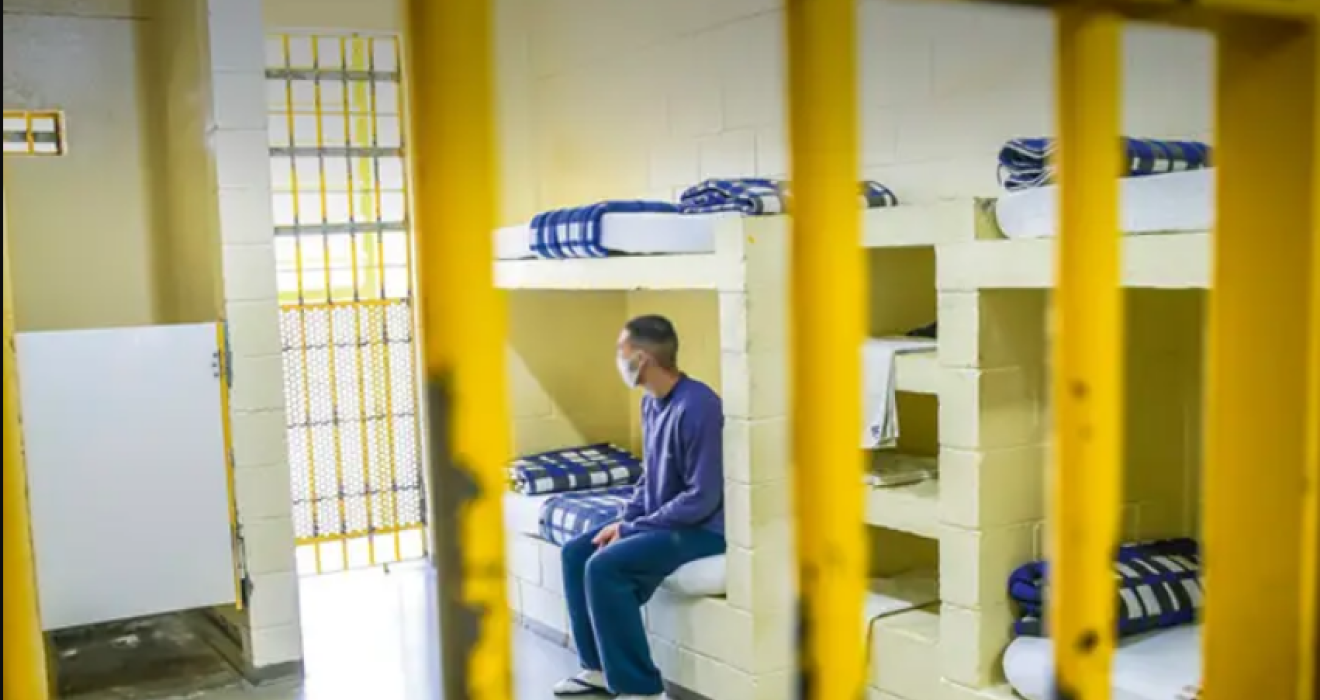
[
  {"xmin": 3, "ymin": 110, "xmax": 66, "ymax": 156},
  {"xmin": 266, "ymin": 33, "xmax": 425, "ymax": 574}
]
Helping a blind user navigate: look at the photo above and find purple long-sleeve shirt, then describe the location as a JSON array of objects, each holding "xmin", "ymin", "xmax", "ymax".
[{"xmin": 618, "ymin": 376, "xmax": 725, "ymax": 536}]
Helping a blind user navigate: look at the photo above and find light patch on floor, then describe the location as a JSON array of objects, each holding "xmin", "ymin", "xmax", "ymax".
[{"xmin": 201, "ymin": 563, "xmax": 584, "ymax": 700}]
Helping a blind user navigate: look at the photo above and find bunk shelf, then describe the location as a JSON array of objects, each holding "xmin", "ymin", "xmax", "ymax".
[
  {"xmin": 938, "ymin": 231, "xmax": 1211, "ymax": 291},
  {"xmin": 862, "ymin": 198, "xmax": 994, "ymax": 249},
  {"xmin": 894, "ymin": 347, "xmax": 940, "ymax": 395},
  {"xmin": 492, "ymin": 213, "xmax": 766, "ymax": 291},
  {"xmin": 865, "ymin": 570, "xmax": 942, "ymax": 699},
  {"xmin": 493, "ymin": 199, "xmax": 987, "ymax": 292},
  {"xmin": 864, "ymin": 474, "xmax": 940, "ymax": 538},
  {"xmin": 869, "ymin": 606, "xmax": 943, "ymax": 699},
  {"xmin": 937, "ymin": 169, "xmax": 1214, "ymax": 290},
  {"xmin": 494, "ymin": 253, "xmax": 744, "ymax": 291}
]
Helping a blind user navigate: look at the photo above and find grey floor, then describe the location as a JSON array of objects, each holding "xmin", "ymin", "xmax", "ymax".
[{"xmin": 201, "ymin": 564, "xmax": 583, "ymax": 700}]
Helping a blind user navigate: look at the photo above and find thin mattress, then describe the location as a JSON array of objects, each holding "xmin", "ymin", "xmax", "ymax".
[
  {"xmin": 502, "ymin": 492, "xmax": 727, "ymax": 596},
  {"xmin": 1003, "ymin": 624, "xmax": 1201, "ymax": 700},
  {"xmin": 995, "ymin": 168, "xmax": 1214, "ymax": 240},
  {"xmin": 493, "ymin": 212, "xmax": 729, "ymax": 260},
  {"xmin": 503, "ymin": 491, "xmax": 552, "ymax": 537}
]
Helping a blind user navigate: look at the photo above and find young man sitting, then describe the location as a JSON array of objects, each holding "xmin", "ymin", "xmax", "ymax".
[{"xmin": 552, "ymin": 315, "xmax": 726, "ymax": 700}]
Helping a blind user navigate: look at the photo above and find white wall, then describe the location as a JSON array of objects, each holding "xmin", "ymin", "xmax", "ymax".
[{"xmin": 522, "ymin": 0, "xmax": 1213, "ymax": 210}]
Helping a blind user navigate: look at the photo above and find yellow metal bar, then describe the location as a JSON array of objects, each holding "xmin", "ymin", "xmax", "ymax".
[
  {"xmin": 282, "ymin": 35, "xmax": 324, "ymax": 575},
  {"xmin": 371, "ymin": 35, "xmax": 407, "ymax": 562},
  {"xmin": 340, "ymin": 36, "xmax": 378, "ymax": 568},
  {"xmin": 404, "ymin": 1, "xmax": 511, "ymax": 698},
  {"xmin": 1122, "ymin": 0, "xmax": 1319, "ymax": 22},
  {"xmin": 296, "ymin": 523, "xmax": 425, "ymax": 547},
  {"xmin": 297, "ymin": 524, "xmax": 418, "ymax": 547},
  {"xmin": 1049, "ymin": 7, "xmax": 1124, "ymax": 700},
  {"xmin": 3, "ymin": 190, "xmax": 51, "ymax": 699},
  {"xmin": 1205, "ymin": 19, "xmax": 1318, "ymax": 700},
  {"xmin": 784, "ymin": 0, "xmax": 866, "ymax": 697},
  {"xmin": 292, "ymin": 298, "xmax": 401, "ymax": 313},
  {"xmin": 895, "ymin": 0, "xmax": 1317, "ymax": 26},
  {"xmin": 311, "ymin": 37, "xmax": 353, "ymax": 567},
  {"xmin": 215, "ymin": 323, "xmax": 244, "ymax": 611},
  {"xmin": 1302, "ymin": 37, "xmax": 1320, "ymax": 700}
]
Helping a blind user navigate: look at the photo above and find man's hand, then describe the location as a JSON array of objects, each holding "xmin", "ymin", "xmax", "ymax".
[{"xmin": 592, "ymin": 522, "xmax": 623, "ymax": 548}]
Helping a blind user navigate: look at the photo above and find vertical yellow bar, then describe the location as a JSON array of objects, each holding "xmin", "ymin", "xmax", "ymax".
[
  {"xmin": 1206, "ymin": 19, "xmax": 1317, "ymax": 700},
  {"xmin": 784, "ymin": 1, "xmax": 866, "ymax": 698},
  {"xmin": 404, "ymin": 2, "xmax": 511, "ymax": 699},
  {"xmin": 1050, "ymin": 7, "xmax": 1123, "ymax": 700},
  {"xmin": 1301, "ymin": 31, "xmax": 1320, "ymax": 700},
  {"xmin": 3, "ymin": 193, "xmax": 51, "ymax": 699},
  {"xmin": 216, "ymin": 323, "xmax": 245, "ymax": 610},
  {"xmin": 282, "ymin": 34, "xmax": 325, "ymax": 575}
]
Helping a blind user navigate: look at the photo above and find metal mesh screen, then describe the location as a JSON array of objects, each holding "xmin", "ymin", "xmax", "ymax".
[{"xmin": 267, "ymin": 32, "xmax": 424, "ymax": 574}]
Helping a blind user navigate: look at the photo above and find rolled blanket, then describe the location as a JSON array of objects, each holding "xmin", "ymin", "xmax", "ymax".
[
  {"xmin": 1010, "ymin": 538, "xmax": 1203, "ymax": 638},
  {"xmin": 539, "ymin": 486, "xmax": 635, "ymax": 546},
  {"xmin": 678, "ymin": 178, "xmax": 899, "ymax": 215},
  {"xmin": 508, "ymin": 444, "xmax": 644, "ymax": 496},
  {"xmin": 998, "ymin": 137, "xmax": 1213, "ymax": 192},
  {"xmin": 530, "ymin": 200, "xmax": 679, "ymax": 259}
]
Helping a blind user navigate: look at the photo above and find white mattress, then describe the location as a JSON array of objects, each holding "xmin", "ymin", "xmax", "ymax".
[
  {"xmin": 503, "ymin": 492, "xmax": 552, "ymax": 537},
  {"xmin": 493, "ymin": 212, "xmax": 729, "ymax": 260},
  {"xmin": 1004, "ymin": 624, "xmax": 1202, "ymax": 700},
  {"xmin": 995, "ymin": 168, "xmax": 1214, "ymax": 240},
  {"xmin": 663, "ymin": 555, "xmax": 727, "ymax": 597}
]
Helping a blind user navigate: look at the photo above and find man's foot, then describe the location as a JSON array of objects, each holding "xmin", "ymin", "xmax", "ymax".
[{"xmin": 552, "ymin": 670, "xmax": 610, "ymax": 696}]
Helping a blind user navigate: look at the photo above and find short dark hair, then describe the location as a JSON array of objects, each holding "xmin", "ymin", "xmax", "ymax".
[{"xmin": 624, "ymin": 315, "xmax": 679, "ymax": 370}]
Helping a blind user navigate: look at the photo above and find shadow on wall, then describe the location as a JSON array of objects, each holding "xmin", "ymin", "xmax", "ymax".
[
  {"xmin": 505, "ymin": 290, "xmax": 723, "ymax": 457},
  {"xmin": 507, "ymin": 291, "xmax": 632, "ymax": 454}
]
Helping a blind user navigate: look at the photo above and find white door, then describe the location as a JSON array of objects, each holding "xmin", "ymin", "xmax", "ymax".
[{"xmin": 16, "ymin": 322, "xmax": 236, "ymax": 631}]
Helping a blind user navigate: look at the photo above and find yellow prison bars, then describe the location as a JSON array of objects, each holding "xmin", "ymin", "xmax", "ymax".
[
  {"xmin": 3, "ymin": 3, "xmax": 1317, "ymax": 700},
  {"xmin": 399, "ymin": 0, "xmax": 1318, "ymax": 699}
]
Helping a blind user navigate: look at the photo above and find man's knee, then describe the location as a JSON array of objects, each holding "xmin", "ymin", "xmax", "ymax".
[
  {"xmin": 561, "ymin": 531, "xmax": 596, "ymax": 572},
  {"xmin": 583, "ymin": 548, "xmax": 622, "ymax": 585}
]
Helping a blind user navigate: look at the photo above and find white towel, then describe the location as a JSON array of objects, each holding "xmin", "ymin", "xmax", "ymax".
[{"xmin": 861, "ymin": 338, "xmax": 937, "ymax": 449}]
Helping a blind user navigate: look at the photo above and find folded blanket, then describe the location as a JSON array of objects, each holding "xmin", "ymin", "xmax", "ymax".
[
  {"xmin": 530, "ymin": 200, "xmax": 679, "ymax": 259},
  {"xmin": 509, "ymin": 444, "xmax": 643, "ymax": 496},
  {"xmin": 1010, "ymin": 538, "xmax": 1203, "ymax": 638},
  {"xmin": 539, "ymin": 486, "xmax": 635, "ymax": 546},
  {"xmin": 862, "ymin": 338, "xmax": 937, "ymax": 449},
  {"xmin": 678, "ymin": 178, "xmax": 899, "ymax": 215},
  {"xmin": 998, "ymin": 137, "xmax": 1213, "ymax": 192}
]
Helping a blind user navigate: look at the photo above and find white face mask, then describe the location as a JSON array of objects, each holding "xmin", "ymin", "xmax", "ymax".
[{"xmin": 616, "ymin": 353, "xmax": 642, "ymax": 388}]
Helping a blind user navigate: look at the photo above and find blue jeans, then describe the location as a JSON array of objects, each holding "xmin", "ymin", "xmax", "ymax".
[{"xmin": 561, "ymin": 524, "xmax": 726, "ymax": 696}]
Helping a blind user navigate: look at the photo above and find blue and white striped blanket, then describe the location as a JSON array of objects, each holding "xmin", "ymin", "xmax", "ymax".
[
  {"xmin": 508, "ymin": 444, "xmax": 644, "ymax": 496},
  {"xmin": 678, "ymin": 178, "xmax": 899, "ymax": 215},
  {"xmin": 530, "ymin": 200, "xmax": 679, "ymax": 259},
  {"xmin": 539, "ymin": 486, "xmax": 635, "ymax": 546},
  {"xmin": 1010, "ymin": 538, "xmax": 1203, "ymax": 638},
  {"xmin": 998, "ymin": 137, "xmax": 1214, "ymax": 192}
]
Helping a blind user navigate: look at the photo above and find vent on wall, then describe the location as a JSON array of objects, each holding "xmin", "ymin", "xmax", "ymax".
[{"xmin": 3, "ymin": 110, "xmax": 66, "ymax": 156}]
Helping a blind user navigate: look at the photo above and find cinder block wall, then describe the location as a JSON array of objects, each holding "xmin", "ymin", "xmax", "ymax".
[{"xmin": 518, "ymin": 1, "xmax": 1213, "ymax": 696}]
